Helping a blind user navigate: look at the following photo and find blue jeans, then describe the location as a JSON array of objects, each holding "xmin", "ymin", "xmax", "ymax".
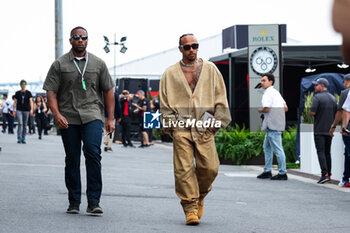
[
  {"xmin": 16, "ymin": 110, "xmax": 29, "ymax": 139},
  {"xmin": 60, "ymin": 120, "xmax": 103, "ymax": 204},
  {"xmin": 342, "ymin": 135, "xmax": 350, "ymax": 181},
  {"xmin": 263, "ymin": 129, "xmax": 287, "ymax": 174}
]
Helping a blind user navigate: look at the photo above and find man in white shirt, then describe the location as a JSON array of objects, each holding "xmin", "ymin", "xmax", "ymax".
[
  {"xmin": 7, "ymin": 95, "xmax": 14, "ymax": 134},
  {"xmin": 341, "ymin": 90, "xmax": 350, "ymax": 134},
  {"xmin": 257, "ymin": 73, "xmax": 288, "ymax": 180},
  {"xmin": 1, "ymin": 94, "xmax": 10, "ymax": 133}
]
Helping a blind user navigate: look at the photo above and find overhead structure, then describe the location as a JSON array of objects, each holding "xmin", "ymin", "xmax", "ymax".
[
  {"xmin": 210, "ymin": 44, "xmax": 348, "ymax": 129},
  {"xmin": 248, "ymin": 24, "xmax": 282, "ymax": 132}
]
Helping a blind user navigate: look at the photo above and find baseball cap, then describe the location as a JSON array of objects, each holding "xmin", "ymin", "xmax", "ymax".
[
  {"xmin": 312, "ymin": 78, "xmax": 329, "ymax": 87},
  {"xmin": 344, "ymin": 74, "xmax": 350, "ymax": 81}
]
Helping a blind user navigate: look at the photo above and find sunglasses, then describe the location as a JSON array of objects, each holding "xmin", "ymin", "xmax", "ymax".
[
  {"xmin": 180, "ymin": 43, "xmax": 199, "ymax": 51},
  {"xmin": 21, "ymin": 83, "xmax": 26, "ymax": 85},
  {"xmin": 71, "ymin": 35, "xmax": 88, "ymax": 40}
]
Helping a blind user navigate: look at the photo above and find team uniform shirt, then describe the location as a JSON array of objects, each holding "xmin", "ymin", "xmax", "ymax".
[
  {"xmin": 261, "ymin": 86, "xmax": 286, "ymax": 132},
  {"xmin": 138, "ymin": 98, "xmax": 148, "ymax": 118},
  {"xmin": 160, "ymin": 60, "xmax": 231, "ymax": 141},
  {"xmin": 120, "ymin": 97, "xmax": 130, "ymax": 118},
  {"xmin": 43, "ymin": 50, "xmax": 114, "ymax": 125}
]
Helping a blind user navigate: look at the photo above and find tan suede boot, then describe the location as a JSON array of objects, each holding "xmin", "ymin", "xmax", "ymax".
[
  {"xmin": 198, "ymin": 199, "xmax": 204, "ymax": 219},
  {"xmin": 186, "ymin": 213, "xmax": 200, "ymax": 225}
]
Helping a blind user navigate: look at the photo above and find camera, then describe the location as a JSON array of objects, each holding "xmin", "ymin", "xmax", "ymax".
[{"xmin": 342, "ymin": 128, "xmax": 350, "ymax": 135}]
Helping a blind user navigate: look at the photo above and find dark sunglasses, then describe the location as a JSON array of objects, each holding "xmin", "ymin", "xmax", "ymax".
[
  {"xmin": 71, "ymin": 35, "xmax": 88, "ymax": 40},
  {"xmin": 20, "ymin": 83, "xmax": 26, "ymax": 85},
  {"xmin": 181, "ymin": 43, "xmax": 199, "ymax": 51}
]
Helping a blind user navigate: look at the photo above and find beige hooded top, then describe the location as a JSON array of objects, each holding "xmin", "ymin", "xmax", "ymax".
[{"xmin": 159, "ymin": 60, "xmax": 231, "ymax": 141}]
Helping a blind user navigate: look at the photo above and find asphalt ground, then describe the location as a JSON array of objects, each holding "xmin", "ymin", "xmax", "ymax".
[{"xmin": 1, "ymin": 132, "xmax": 350, "ymax": 233}]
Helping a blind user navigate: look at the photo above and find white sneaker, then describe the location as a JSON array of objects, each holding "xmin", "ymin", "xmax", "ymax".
[{"xmin": 338, "ymin": 180, "xmax": 350, "ymax": 187}]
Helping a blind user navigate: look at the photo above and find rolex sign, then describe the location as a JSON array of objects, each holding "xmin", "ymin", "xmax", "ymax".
[{"xmin": 248, "ymin": 24, "xmax": 282, "ymax": 132}]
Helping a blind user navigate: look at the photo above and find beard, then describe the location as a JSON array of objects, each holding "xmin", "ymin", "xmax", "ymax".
[
  {"xmin": 187, "ymin": 53, "xmax": 197, "ymax": 62},
  {"xmin": 73, "ymin": 45, "xmax": 86, "ymax": 54}
]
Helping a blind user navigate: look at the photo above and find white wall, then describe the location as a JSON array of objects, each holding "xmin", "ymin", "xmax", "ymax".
[{"xmin": 300, "ymin": 124, "xmax": 345, "ymax": 181}]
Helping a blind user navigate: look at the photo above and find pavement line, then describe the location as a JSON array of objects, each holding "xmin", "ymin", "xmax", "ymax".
[
  {"xmin": 152, "ymin": 143, "xmax": 173, "ymax": 149},
  {"xmin": 224, "ymin": 173, "xmax": 257, "ymax": 177},
  {"xmin": 0, "ymin": 162, "xmax": 64, "ymax": 168},
  {"xmin": 0, "ymin": 162, "xmax": 173, "ymax": 173},
  {"xmin": 246, "ymin": 165, "xmax": 350, "ymax": 193}
]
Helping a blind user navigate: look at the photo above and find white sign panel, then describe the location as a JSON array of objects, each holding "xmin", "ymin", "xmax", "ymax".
[{"xmin": 248, "ymin": 24, "xmax": 281, "ymax": 132}]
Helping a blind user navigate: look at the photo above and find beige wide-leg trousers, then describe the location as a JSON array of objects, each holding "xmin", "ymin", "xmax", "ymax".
[{"xmin": 172, "ymin": 130, "xmax": 219, "ymax": 214}]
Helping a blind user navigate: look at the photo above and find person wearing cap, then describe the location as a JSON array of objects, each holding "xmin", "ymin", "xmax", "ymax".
[
  {"xmin": 132, "ymin": 90, "xmax": 151, "ymax": 147},
  {"xmin": 120, "ymin": 90, "xmax": 135, "ymax": 147},
  {"xmin": 310, "ymin": 78, "xmax": 337, "ymax": 184},
  {"xmin": 330, "ymin": 74, "xmax": 350, "ymax": 187}
]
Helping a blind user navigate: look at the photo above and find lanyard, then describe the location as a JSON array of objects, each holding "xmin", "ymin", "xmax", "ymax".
[{"xmin": 73, "ymin": 53, "xmax": 88, "ymax": 90}]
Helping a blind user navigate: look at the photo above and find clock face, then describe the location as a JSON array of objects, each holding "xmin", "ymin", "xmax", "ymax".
[{"xmin": 250, "ymin": 47, "xmax": 278, "ymax": 76}]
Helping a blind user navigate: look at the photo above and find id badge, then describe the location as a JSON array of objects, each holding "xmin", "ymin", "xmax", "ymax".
[{"xmin": 82, "ymin": 80, "xmax": 87, "ymax": 90}]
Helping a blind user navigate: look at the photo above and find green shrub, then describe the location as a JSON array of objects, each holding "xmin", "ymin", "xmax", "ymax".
[
  {"xmin": 215, "ymin": 124, "xmax": 297, "ymax": 165},
  {"xmin": 215, "ymin": 124, "xmax": 265, "ymax": 165},
  {"xmin": 152, "ymin": 129, "xmax": 161, "ymax": 141},
  {"xmin": 302, "ymin": 91, "xmax": 314, "ymax": 124},
  {"xmin": 282, "ymin": 126, "xmax": 297, "ymax": 163}
]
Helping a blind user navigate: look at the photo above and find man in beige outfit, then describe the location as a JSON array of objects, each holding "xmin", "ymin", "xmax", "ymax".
[{"xmin": 160, "ymin": 34, "xmax": 231, "ymax": 225}]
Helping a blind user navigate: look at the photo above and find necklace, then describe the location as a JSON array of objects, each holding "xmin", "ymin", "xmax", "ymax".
[{"xmin": 180, "ymin": 58, "xmax": 198, "ymax": 67}]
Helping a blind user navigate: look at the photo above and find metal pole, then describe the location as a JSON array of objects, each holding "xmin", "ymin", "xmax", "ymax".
[
  {"xmin": 55, "ymin": 0, "xmax": 63, "ymax": 59},
  {"xmin": 114, "ymin": 34, "xmax": 116, "ymax": 81}
]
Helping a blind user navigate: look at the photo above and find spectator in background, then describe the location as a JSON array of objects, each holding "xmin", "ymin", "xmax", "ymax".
[
  {"xmin": 1, "ymin": 94, "xmax": 10, "ymax": 133},
  {"xmin": 103, "ymin": 91, "xmax": 121, "ymax": 152},
  {"xmin": 43, "ymin": 95, "xmax": 52, "ymax": 135},
  {"xmin": 33, "ymin": 96, "xmax": 47, "ymax": 140},
  {"xmin": 28, "ymin": 112, "xmax": 36, "ymax": 135},
  {"xmin": 120, "ymin": 90, "xmax": 135, "ymax": 148},
  {"xmin": 310, "ymin": 78, "xmax": 337, "ymax": 184},
  {"xmin": 257, "ymin": 73, "xmax": 288, "ymax": 181},
  {"xmin": 148, "ymin": 96, "xmax": 160, "ymax": 144},
  {"xmin": 151, "ymin": 96, "xmax": 160, "ymax": 112},
  {"xmin": 133, "ymin": 90, "xmax": 151, "ymax": 147},
  {"xmin": 330, "ymin": 74, "xmax": 350, "ymax": 187},
  {"xmin": 13, "ymin": 79, "xmax": 34, "ymax": 144},
  {"xmin": 8, "ymin": 95, "xmax": 15, "ymax": 134}
]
